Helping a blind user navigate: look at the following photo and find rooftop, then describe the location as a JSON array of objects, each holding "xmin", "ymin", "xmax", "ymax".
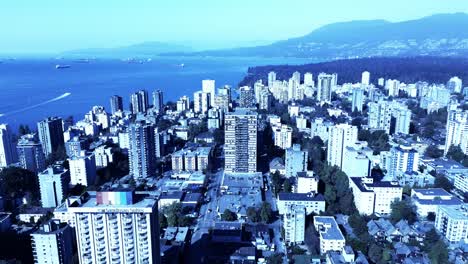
[
  {"xmin": 314, "ymin": 216, "xmax": 345, "ymax": 241},
  {"xmin": 278, "ymin": 192, "xmax": 325, "ymax": 202},
  {"xmin": 438, "ymin": 204, "xmax": 468, "ymax": 220},
  {"xmin": 68, "ymin": 192, "xmax": 156, "ymax": 213}
]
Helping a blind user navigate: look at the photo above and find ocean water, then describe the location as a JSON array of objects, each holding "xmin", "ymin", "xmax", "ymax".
[{"xmin": 0, "ymin": 56, "xmax": 312, "ymax": 130}]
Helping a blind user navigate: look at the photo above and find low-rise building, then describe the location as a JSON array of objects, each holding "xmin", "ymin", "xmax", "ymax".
[
  {"xmin": 349, "ymin": 177, "xmax": 402, "ymax": 216},
  {"xmin": 435, "ymin": 204, "xmax": 468, "ymax": 244},
  {"xmin": 295, "ymin": 171, "xmax": 319, "ymax": 194},
  {"xmin": 277, "ymin": 192, "xmax": 325, "ymax": 215},
  {"xmin": 411, "ymin": 188, "xmax": 462, "ymax": 217},
  {"xmin": 314, "ymin": 216, "xmax": 346, "ymax": 255}
]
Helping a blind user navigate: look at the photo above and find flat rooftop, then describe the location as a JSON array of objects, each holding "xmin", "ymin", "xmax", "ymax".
[
  {"xmin": 314, "ymin": 216, "xmax": 345, "ymax": 241},
  {"xmin": 68, "ymin": 192, "xmax": 156, "ymax": 213},
  {"xmin": 439, "ymin": 204, "xmax": 468, "ymax": 220}
]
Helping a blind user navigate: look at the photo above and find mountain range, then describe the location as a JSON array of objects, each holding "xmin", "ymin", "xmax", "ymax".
[{"xmin": 165, "ymin": 13, "xmax": 468, "ymax": 59}]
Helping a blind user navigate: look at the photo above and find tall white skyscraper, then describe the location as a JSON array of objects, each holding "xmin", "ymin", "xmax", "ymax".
[
  {"xmin": 361, "ymin": 71, "xmax": 370, "ymax": 85},
  {"xmin": 317, "ymin": 73, "xmax": 334, "ymax": 103},
  {"xmin": 368, "ymin": 100, "xmax": 411, "ymax": 135},
  {"xmin": 38, "ymin": 165, "xmax": 70, "ymax": 208},
  {"xmin": 447, "ymin": 76, "xmax": 463, "ymax": 93},
  {"xmin": 17, "ymin": 134, "xmax": 46, "ymax": 174},
  {"xmin": 444, "ymin": 109, "xmax": 468, "ymax": 155},
  {"xmin": 386, "ymin": 79, "xmax": 400, "ymax": 97},
  {"xmin": 202, "ymin": 79, "xmax": 216, "ymax": 105},
  {"xmin": 273, "ymin": 124, "xmax": 293, "ymax": 149},
  {"xmin": 37, "ymin": 117, "xmax": 64, "ymax": 157},
  {"xmin": 31, "ymin": 220, "xmax": 74, "ymax": 264},
  {"xmin": 130, "ymin": 90, "xmax": 149, "ymax": 114},
  {"xmin": 69, "ymin": 190, "xmax": 161, "ymax": 264},
  {"xmin": 68, "ymin": 152, "xmax": 96, "ymax": 186},
  {"xmin": 268, "ymin": 71, "xmax": 277, "ymax": 87},
  {"xmin": 224, "ymin": 109, "xmax": 257, "ymax": 173},
  {"xmin": 176, "ymin": 96, "xmax": 190, "ymax": 112},
  {"xmin": 128, "ymin": 122, "xmax": 156, "ymax": 179},
  {"xmin": 351, "ymin": 87, "xmax": 365, "ymax": 112},
  {"xmin": 304, "ymin": 72, "xmax": 314, "ymax": 86},
  {"xmin": 193, "ymin": 90, "xmax": 211, "ymax": 114},
  {"xmin": 327, "ymin": 124, "xmax": 358, "ymax": 168},
  {"xmin": 0, "ymin": 124, "xmax": 17, "ymax": 168}
]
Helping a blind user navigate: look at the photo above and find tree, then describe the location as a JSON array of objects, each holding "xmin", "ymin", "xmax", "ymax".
[
  {"xmin": 283, "ymin": 178, "xmax": 292, "ymax": 193},
  {"xmin": 368, "ymin": 244, "xmax": 383, "ymax": 264},
  {"xmin": 428, "ymin": 241, "xmax": 449, "ymax": 264},
  {"xmin": 348, "ymin": 214, "xmax": 368, "ymax": 236},
  {"xmin": 266, "ymin": 253, "xmax": 283, "ymax": 264},
  {"xmin": 446, "ymin": 145, "xmax": 466, "ymax": 162},
  {"xmin": 159, "ymin": 212, "xmax": 168, "ymax": 229},
  {"xmin": 260, "ymin": 202, "xmax": 273, "ymax": 223},
  {"xmin": 221, "ymin": 209, "xmax": 237, "ymax": 221},
  {"xmin": 18, "ymin": 124, "xmax": 31, "ymax": 135},
  {"xmin": 427, "ymin": 212, "xmax": 436, "ymax": 221},
  {"xmin": 0, "ymin": 167, "xmax": 39, "ymax": 201},
  {"xmin": 433, "ymin": 176, "xmax": 453, "ymax": 192},
  {"xmin": 163, "ymin": 202, "xmax": 183, "ymax": 226},
  {"xmin": 425, "ymin": 144, "xmax": 444, "ymax": 158},
  {"xmin": 247, "ymin": 207, "xmax": 260, "ymax": 222},
  {"xmin": 270, "ymin": 171, "xmax": 282, "ymax": 196},
  {"xmin": 390, "ymin": 199, "xmax": 417, "ymax": 224}
]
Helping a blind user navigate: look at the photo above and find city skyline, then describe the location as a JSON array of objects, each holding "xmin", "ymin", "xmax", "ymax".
[{"xmin": 1, "ymin": 1, "xmax": 468, "ymax": 53}]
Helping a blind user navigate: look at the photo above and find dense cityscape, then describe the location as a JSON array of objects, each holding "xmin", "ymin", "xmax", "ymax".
[{"xmin": 0, "ymin": 65, "xmax": 467, "ymax": 264}]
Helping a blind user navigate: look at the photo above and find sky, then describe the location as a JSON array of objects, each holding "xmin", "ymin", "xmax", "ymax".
[{"xmin": 1, "ymin": 0, "xmax": 468, "ymax": 54}]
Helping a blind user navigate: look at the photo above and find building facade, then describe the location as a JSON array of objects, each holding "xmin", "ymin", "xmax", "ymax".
[
  {"xmin": 224, "ymin": 109, "xmax": 257, "ymax": 173},
  {"xmin": 69, "ymin": 190, "xmax": 161, "ymax": 264}
]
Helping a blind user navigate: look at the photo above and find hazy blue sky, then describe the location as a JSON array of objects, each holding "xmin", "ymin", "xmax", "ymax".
[{"xmin": 1, "ymin": 0, "xmax": 468, "ymax": 53}]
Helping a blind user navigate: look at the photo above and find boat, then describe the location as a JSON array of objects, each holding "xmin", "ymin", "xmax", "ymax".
[
  {"xmin": 55, "ymin": 64, "xmax": 71, "ymax": 69},
  {"xmin": 178, "ymin": 63, "xmax": 185, "ymax": 67}
]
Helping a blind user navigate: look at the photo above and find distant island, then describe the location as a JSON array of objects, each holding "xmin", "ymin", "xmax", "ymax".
[{"xmin": 239, "ymin": 56, "xmax": 468, "ymax": 86}]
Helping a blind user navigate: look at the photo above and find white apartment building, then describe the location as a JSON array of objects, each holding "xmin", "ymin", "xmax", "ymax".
[
  {"xmin": 193, "ymin": 90, "xmax": 211, "ymax": 114},
  {"xmin": 349, "ymin": 177, "xmax": 402, "ymax": 216},
  {"xmin": 295, "ymin": 171, "xmax": 318, "ymax": 194},
  {"xmin": 38, "ymin": 166, "xmax": 70, "ymax": 208},
  {"xmin": 94, "ymin": 145, "xmax": 114, "ymax": 168},
  {"xmin": 341, "ymin": 142, "xmax": 372, "ymax": 178},
  {"xmin": 277, "ymin": 193, "xmax": 326, "ymax": 215},
  {"xmin": 411, "ymin": 188, "xmax": 462, "ymax": 217},
  {"xmin": 311, "ymin": 118, "xmax": 334, "ymax": 143},
  {"xmin": 31, "ymin": 220, "xmax": 74, "ymax": 264},
  {"xmin": 454, "ymin": 174, "xmax": 468, "ymax": 193},
  {"xmin": 327, "ymin": 124, "xmax": 358, "ymax": 168},
  {"xmin": 69, "ymin": 190, "xmax": 160, "ymax": 264},
  {"xmin": 273, "ymin": 124, "xmax": 293, "ymax": 149},
  {"xmin": 284, "ymin": 205, "xmax": 306, "ymax": 244},
  {"xmin": 435, "ymin": 204, "xmax": 468, "ymax": 244},
  {"xmin": 314, "ymin": 216, "xmax": 346, "ymax": 255},
  {"xmin": 68, "ymin": 152, "xmax": 97, "ymax": 186},
  {"xmin": 202, "ymin": 79, "xmax": 216, "ymax": 105},
  {"xmin": 444, "ymin": 109, "xmax": 468, "ymax": 155}
]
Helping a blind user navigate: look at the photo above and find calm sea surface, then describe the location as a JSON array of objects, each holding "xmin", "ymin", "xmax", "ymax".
[{"xmin": 0, "ymin": 56, "xmax": 312, "ymax": 130}]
